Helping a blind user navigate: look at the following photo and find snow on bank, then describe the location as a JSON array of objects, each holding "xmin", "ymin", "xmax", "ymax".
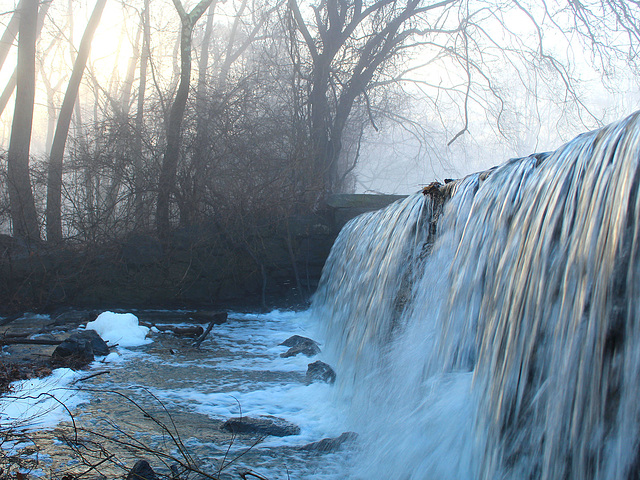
[
  {"xmin": 0, "ymin": 311, "xmax": 149, "ymax": 435},
  {"xmin": 85, "ymin": 311, "xmax": 151, "ymax": 347},
  {"xmin": 0, "ymin": 368, "xmax": 87, "ymax": 431}
]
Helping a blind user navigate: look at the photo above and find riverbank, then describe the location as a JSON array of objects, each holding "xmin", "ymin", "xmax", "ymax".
[
  {"xmin": 0, "ymin": 194, "xmax": 405, "ymax": 316},
  {"xmin": 0, "ymin": 309, "xmax": 353, "ymax": 479}
]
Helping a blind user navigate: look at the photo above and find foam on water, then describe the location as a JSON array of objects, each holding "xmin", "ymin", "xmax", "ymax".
[
  {"xmin": 312, "ymin": 111, "xmax": 640, "ymax": 479},
  {"xmin": 119, "ymin": 310, "xmax": 347, "ymax": 448},
  {"xmin": 0, "ymin": 368, "xmax": 87, "ymax": 431},
  {"xmin": 1, "ymin": 307, "xmax": 349, "ymax": 479}
]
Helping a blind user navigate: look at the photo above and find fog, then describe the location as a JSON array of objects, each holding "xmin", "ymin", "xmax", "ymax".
[{"xmin": 0, "ymin": 0, "xmax": 638, "ymax": 240}]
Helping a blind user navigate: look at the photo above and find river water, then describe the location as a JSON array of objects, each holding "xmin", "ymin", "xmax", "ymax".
[
  {"xmin": 2, "ymin": 309, "xmax": 353, "ymax": 479},
  {"xmin": 6, "ymin": 112, "xmax": 640, "ymax": 479}
]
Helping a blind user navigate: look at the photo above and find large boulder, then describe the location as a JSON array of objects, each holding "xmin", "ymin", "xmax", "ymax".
[
  {"xmin": 222, "ymin": 416, "xmax": 300, "ymax": 437},
  {"xmin": 75, "ymin": 330, "xmax": 110, "ymax": 355},
  {"xmin": 51, "ymin": 330, "xmax": 110, "ymax": 368},
  {"xmin": 280, "ymin": 335, "xmax": 320, "ymax": 358},
  {"xmin": 306, "ymin": 361, "xmax": 336, "ymax": 384}
]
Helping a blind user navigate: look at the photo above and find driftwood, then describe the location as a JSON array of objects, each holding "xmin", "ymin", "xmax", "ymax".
[
  {"xmin": 157, "ymin": 325, "xmax": 204, "ymax": 337},
  {"xmin": 192, "ymin": 320, "xmax": 215, "ymax": 348},
  {"xmin": 138, "ymin": 323, "xmax": 204, "ymax": 337},
  {"xmin": 139, "ymin": 312, "xmax": 227, "ymax": 345},
  {"xmin": 0, "ymin": 313, "xmax": 24, "ymax": 327},
  {"xmin": 0, "ymin": 338, "xmax": 62, "ymax": 346},
  {"xmin": 193, "ymin": 311, "xmax": 227, "ymax": 348}
]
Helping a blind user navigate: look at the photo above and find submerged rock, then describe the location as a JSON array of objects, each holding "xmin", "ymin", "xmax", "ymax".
[
  {"xmin": 126, "ymin": 459, "xmax": 158, "ymax": 480},
  {"xmin": 222, "ymin": 415, "xmax": 300, "ymax": 437},
  {"xmin": 306, "ymin": 361, "xmax": 336, "ymax": 384},
  {"xmin": 298, "ymin": 431, "xmax": 358, "ymax": 452},
  {"xmin": 280, "ymin": 335, "xmax": 320, "ymax": 357}
]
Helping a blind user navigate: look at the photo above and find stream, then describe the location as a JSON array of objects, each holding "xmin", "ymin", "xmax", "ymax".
[{"xmin": 1, "ymin": 309, "xmax": 353, "ymax": 479}]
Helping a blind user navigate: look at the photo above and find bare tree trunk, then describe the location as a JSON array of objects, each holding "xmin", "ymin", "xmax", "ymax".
[
  {"xmin": 0, "ymin": 0, "xmax": 21, "ymax": 71},
  {"xmin": 46, "ymin": 0, "xmax": 107, "ymax": 243},
  {"xmin": 187, "ymin": 1, "xmax": 216, "ymax": 225},
  {"xmin": 134, "ymin": 0, "xmax": 151, "ymax": 229},
  {"xmin": 0, "ymin": 0, "xmax": 51, "ymax": 117},
  {"xmin": 156, "ymin": 0, "xmax": 214, "ymax": 237},
  {"xmin": 7, "ymin": 0, "xmax": 39, "ymax": 244},
  {"xmin": 104, "ymin": 16, "xmax": 144, "ymax": 227},
  {"xmin": 0, "ymin": 70, "xmax": 17, "ymax": 116},
  {"xmin": 40, "ymin": 71, "xmax": 65, "ymax": 154}
]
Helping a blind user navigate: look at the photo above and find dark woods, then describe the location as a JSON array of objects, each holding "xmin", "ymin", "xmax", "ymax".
[
  {"xmin": 0, "ymin": 0, "xmax": 638, "ymax": 312},
  {"xmin": 0, "ymin": 0, "xmax": 448, "ymax": 312}
]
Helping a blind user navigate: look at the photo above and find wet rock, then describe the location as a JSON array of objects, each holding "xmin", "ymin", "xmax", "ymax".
[
  {"xmin": 298, "ymin": 431, "xmax": 358, "ymax": 452},
  {"xmin": 76, "ymin": 330, "xmax": 110, "ymax": 355},
  {"xmin": 126, "ymin": 460, "xmax": 158, "ymax": 480},
  {"xmin": 51, "ymin": 330, "xmax": 110, "ymax": 368},
  {"xmin": 281, "ymin": 343, "xmax": 321, "ymax": 358},
  {"xmin": 306, "ymin": 361, "xmax": 336, "ymax": 384},
  {"xmin": 222, "ymin": 415, "xmax": 301, "ymax": 437},
  {"xmin": 280, "ymin": 335, "xmax": 320, "ymax": 357},
  {"xmin": 280, "ymin": 335, "xmax": 318, "ymax": 348}
]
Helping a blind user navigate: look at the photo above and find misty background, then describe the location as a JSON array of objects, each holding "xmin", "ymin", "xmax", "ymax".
[{"xmin": 0, "ymin": 0, "xmax": 639, "ymax": 241}]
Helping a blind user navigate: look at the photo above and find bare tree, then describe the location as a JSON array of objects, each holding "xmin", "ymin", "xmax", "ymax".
[
  {"xmin": 46, "ymin": 0, "xmax": 107, "ymax": 243},
  {"xmin": 563, "ymin": 0, "xmax": 640, "ymax": 76},
  {"xmin": 0, "ymin": 0, "xmax": 21, "ymax": 71},
  {"xmin": 289, "ymin": 0, "xmax": 457, "ymax": 196},
  {"xmin": 156, "ymin": 0, "xmax": 215, "ymax": 237},
  {"xmin": 134, "ymin": 0, "xmax": 151, "ymax": 229},
  {"xmin": 182, "ymin": 1, "xmax": 216, "ymax": 226},
  {"xmin": 7, "ymin": 0, "xmax": 39, "ymax": 243},
  {"xmin": 0, "ymin": 0, "xmax": 52, "ymax": 117}
]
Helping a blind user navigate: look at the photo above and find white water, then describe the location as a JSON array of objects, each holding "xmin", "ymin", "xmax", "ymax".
[
  {"xmin": 312, "ymin": 111, "xmax": 640, "ymax": 479},
  {"xmin": 1, "ymin": 310, "xmax": 352, "ymax": 479}
]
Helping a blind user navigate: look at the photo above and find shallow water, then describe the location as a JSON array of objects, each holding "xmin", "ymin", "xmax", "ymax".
[{"xmin": 2, "ymin": 309, "xmax": 353, "ymax": 479}]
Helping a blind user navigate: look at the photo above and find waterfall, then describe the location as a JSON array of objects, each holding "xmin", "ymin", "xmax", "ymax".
[{"xmin": 312, "ymin": 111, "xmax": 640, "ymax": 480}]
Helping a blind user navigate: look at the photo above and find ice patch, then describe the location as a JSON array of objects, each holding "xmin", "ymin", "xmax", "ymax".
[
  {"xmin": 0, "ymin": 368, "xmax": 87, "ymax": 431},
  {"xmin": 102, "ymin": 352, "xmax": 123, "ymax": 363},
  {"xmin": 85, "ymin": 311, "xmax": 151, "ymax": 347}
]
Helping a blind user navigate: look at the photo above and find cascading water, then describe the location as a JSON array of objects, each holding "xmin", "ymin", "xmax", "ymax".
[{"xmin": 312, "ymin": 111, "xmax": 640, "ymax": 479}]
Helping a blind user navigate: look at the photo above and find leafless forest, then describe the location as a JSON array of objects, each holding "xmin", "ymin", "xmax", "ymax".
[{"xmin": 0, "ymin": 0, "xmax": 637, "ymax": 306}]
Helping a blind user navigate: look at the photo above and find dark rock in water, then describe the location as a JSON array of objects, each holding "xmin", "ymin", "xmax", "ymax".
[
  {"xmin": 51, "ymin": 330, "xmax": 110, "ymax": 367},
  {"xmin": 306, "ymin": 361, "xmax": 336, "ymax": 384},
  {"xmin": 76, "ymin": 330, "xmax": 110, "ymax": 355},
  {"xmin": 298, "ymin": 431, "xmax": 358, "ymax": 452},
  {"xmin": 280, "ymin": 335, "xmax": 317, "ymax": 347},
  {"xmin": 280, "ymin": 335, "xmax": 320, "ymax": 357},
  {"xmin": 281, "ymin": 343, "xmax": 321, "ymax": 358},
  {"xmin": 126, "ymin": 460, "xmax": 158, "ymax": 480},
  {"xmin": 222, "ymin": 415, "xmax": 300, "ymax": 437}
]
